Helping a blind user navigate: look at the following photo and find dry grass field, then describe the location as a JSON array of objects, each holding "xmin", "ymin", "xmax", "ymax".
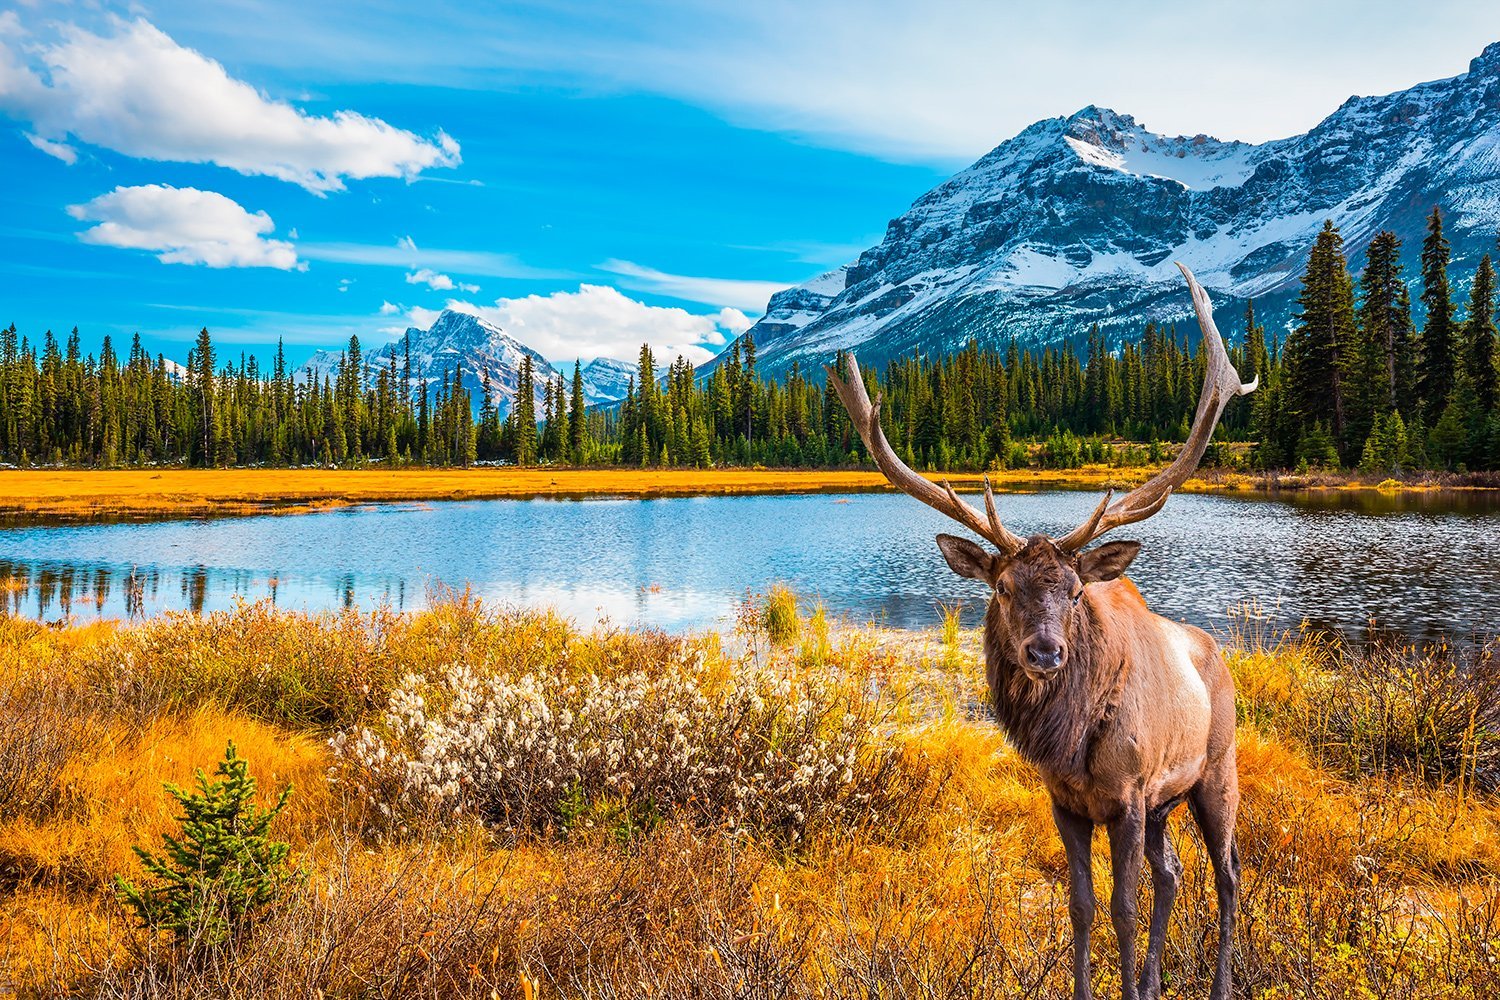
[
  {"xmin": 2, "ymin": 594, "xmax": 1497, "ymax": 998},
  {"xmin": 0, "ymin": 466, "xmax": 1147, "ymax": 519},
  {"xmin": 0, "ymin": 464, "xmax": 1484, "ymax": 521}
]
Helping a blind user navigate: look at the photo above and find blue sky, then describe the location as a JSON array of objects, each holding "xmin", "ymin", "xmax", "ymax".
[{"xmin": 3, "ymin": 1, "xmax": 1498, "ymax": 368}]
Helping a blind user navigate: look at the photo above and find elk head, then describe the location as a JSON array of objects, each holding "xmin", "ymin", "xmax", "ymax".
[
  {"xmin": 935, "ymin": 532, "xmax": 1141, "ymax": 678},
  {"xmin": 826, "ymin": 264, "xmax": 1257, "ymax": 676}
]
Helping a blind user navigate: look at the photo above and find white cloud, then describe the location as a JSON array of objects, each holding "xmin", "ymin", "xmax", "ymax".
[
  {"xmin": 407, "ymin": 268, "xmax": 453, "ymax": 290},
  {"xmin": 379, "ymin": 300, "xmax": 401, "ymax": 315},
  {"xmin": 163, "ymin": 2, "xmax": 1500, "ymax": 162},
  {"xmin": 24, "ymin": 131, "xmax": 75, "ymax": 163},
  {"xmin": 404, "ymin": 284, "xmax": 743, "ymax": 365},
  {"xmin": 1, "ymin": 17, "xmax": 459, "ymax": 193},
  {"xmin": 716, "ymin": 307, "xmax": 753, "ymax": 335},
  {"xmin": 67, "ymin": 184, "xmax": 302, "ymax": 270},
  {"xmin": 598, "ymin": 259, "xmax": 786, "ymax": 313},
  {"xmin": 406, "ymin": 267, "xmax": 478, "ymax": 293},
  {"xmin": 300, "ymin": 236, "xmax": 557, "ymax": 279}
]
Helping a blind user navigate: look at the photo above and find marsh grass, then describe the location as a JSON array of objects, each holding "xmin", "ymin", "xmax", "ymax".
[
  {"xmin": 764, "ymin": 584, "xmax": 801, "ymax": 646},
  {"xmin": 799, "ymin": 601, "xmax": 832, "ymax": 667},
  {"xmin": 1227, "ymin": 602, "xmax": 1500, "ymax": 793},
  {"xmin": 2, "ymin": 596, "xmax": 1498, "ymax": 998}
]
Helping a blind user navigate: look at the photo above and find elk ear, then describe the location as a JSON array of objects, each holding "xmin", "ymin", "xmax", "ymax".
[
  {"xmin": 1077, "ymin": 540, "xmax": 1140, "ymax": 583},
  {"xmin": 935, "ymin": 533, "xmax": 998, "ymax": 582}
]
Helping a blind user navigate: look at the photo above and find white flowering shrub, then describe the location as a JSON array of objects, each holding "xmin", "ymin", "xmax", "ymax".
[{"xmin": 333, "ymin": 647, "xmax": 915, "ymax": 842}]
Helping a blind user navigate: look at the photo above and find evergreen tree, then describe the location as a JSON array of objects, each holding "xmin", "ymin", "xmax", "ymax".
[
  {"xmin": 1418, "ymin": 207, "xmax": 1458, "ymax": 419},
  {"xmin": 114, "ymin": 742, "xmax": 294, "ymax": 948},
  {"xmin": 512, "ymin": 358, "xmax": 537, "ymax": 466},
  {"xmin": 192, "ymin": 327, "xmax": 216, "ymax": 466},
  {"xmin": 568, "ymin": 360, "xmax": 587, "ymax": 462},
  {"xmin": 1356, "ymin": 231, "xmax": 1410, "ymax": 415},
  {"xmin": 1284, "ymin": 221, "xmax": 1357, "ymax": 458},
  {"xmin": 1463, "ymin": 253, "xmax": 1497, "ymax": 413}
]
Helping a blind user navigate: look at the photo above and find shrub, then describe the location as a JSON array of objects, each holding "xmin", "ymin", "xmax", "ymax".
[
  {"xmin": 115, "ymin": 741, "xmax": 296, "ymax": 950},
  {"xmin": 0, "ymin": 675, "xmax": 101, "ymax": 820},
  {"xmin": 1320, "ymin": 638, "xmax": 1500, "ymax": 792},
  {"xmin": 334, "ymin": 650, "xmax": 917, "ymax": 843}
]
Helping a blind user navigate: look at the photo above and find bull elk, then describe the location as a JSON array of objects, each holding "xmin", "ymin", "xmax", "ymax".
[{"xmin": 827, "ymin": 264, "xmax": 1256, "ymax": 1000}]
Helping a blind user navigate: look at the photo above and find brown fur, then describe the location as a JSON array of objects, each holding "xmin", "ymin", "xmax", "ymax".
[{"xmin": 938, "ymin": 533, "xmax": 1240, "ymax": 1000}]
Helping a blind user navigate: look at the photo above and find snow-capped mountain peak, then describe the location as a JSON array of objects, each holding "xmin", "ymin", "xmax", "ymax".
[
  {"xmin": 718, "ymin": 41, "xmax": 1500, "ymax": 377},
  {"xmin": 300, "ymin": 309, "xmax": 557, "ymax": 416}
]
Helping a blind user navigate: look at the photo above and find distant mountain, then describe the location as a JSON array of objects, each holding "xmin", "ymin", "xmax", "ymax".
[
  {"xmin": 301, "ymin": 309, "xmax": 564, "ymax": 416},
  {"xmin": 717, "ymin": 41, "xmax": 1500, "ymax": 376},
  {"xmin": 578, "ymin": 357, "xmax": 637, "ymax": 403},
  {"xmin": 575, "ymin": 356, "xmax": 675, "ymax": 404}
]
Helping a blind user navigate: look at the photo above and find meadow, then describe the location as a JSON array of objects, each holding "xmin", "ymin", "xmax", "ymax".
[
  {"xmin": 0, "ymin": 465, "xmax": 1484, "ymax": 521},
  {"xmin": 2, "ymin": 593, "xmax": 1497, "ymax": 998}
]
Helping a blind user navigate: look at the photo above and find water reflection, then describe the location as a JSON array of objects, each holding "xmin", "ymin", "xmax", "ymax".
[{"xmin": 0, "ymin": 491, "xmax": 1495, "ymax": 641}]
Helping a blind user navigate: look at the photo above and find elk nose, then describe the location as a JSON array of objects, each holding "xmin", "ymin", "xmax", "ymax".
[{"xmin": 1025, "ymin": 638, "xmax": 1064, "ymax": 672}]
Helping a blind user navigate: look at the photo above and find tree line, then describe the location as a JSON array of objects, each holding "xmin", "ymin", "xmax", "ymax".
[
  {"xmin": 1, "ymin": 206, "xmax": 1495, "ymax": 473},
  {"xmin": 1253, "ymin": 208, "xmax": 1499, "ymax": 473}
]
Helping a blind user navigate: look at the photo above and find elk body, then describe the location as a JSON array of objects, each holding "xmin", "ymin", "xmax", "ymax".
[{"xmin": 827, "ymin": 265, "xmax": 1255, "ymax": 1000}]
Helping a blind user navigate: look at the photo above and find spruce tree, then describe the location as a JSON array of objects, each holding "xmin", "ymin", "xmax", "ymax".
[
  {"xmin": 568, "ymin": 360, "xmax": 587, "ymax": 462},
  {"xmin": 512, "ymin": 357, "xmax": 537, "ymax": 466},
  {"xmin": 1285, "ymin": 221, "xmax": 1357, "ymax": 457},
  {"xmin": 550, "ymin": 375, "xmax": 569, "ymax": 461},
  {"xmin": 192, "ymin": 327, "xmax": 216, "ymax": 466},
  {"xmin": 1357, "ymin": 231, "xmax": 1407, "ymax": 414},
  {"xmin": 114, "ymin": 742, "xmax": 294, "ymax": 949},
  {"xmin": 1463, "ymin": 253, "xmax": 1497, "ymax": 413},
  {"xmin": 1418, "ymin": 207, "xmax": 1458, "ymax": 419}
]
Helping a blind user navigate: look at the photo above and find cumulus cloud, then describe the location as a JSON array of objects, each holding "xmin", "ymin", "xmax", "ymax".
[
  {"xmin": 379, "ymin": 300, "xmax": 401, "ymax": 315},
  {"xmin": 715, "ymin": 307, "xmax": 753, "ymax": 335},
  {"xmin": 406, "ymin": 267, "xmax": 478, "ymax": 293},
  {"xmin": 67, "ymin": 184, "xmax": 302, "ymax": 270},
  {"xmin": 598, "ymin": 259, "xmax": 785, "ymax": 313},
  {"xmin": 1, "ymin": 17, "xmax": 459, "ymax": 193},
  {"xmin": 405, "ymin": 284, "xmax": 744, "ymax": 365}
]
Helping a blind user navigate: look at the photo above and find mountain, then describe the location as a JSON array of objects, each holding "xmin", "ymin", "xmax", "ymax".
[
  {"xmin": 576, "ymin": 356, "xmax": 674, "ymax": 404},
  {"xmin": 578, "ymin": 357, "xmax": 638, "ymax": 403},
  {"xmin": 721, "ymin": 42, "xmax": 1500, "ymax": 376},
  {"xmin": 301, "ymin": 309, "xmax": 559, "ymax": 416}
]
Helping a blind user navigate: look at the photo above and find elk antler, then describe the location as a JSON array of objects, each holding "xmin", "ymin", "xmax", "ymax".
[
  {"xmin": 1055, "ymin": 263, "xmax": 1258, "ymax": 552},
  {"xmin": 826, "ymin": 354, "xmax": 1028, "ymax": 555}
]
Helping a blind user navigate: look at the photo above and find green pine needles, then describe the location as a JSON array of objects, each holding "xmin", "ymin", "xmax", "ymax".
[{"xmin": 114, "ymin": 741, "xmax": 295, "ymax": 949}]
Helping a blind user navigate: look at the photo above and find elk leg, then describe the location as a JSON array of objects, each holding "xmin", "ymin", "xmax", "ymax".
[
  {"xmin": 1053, "ymin": 802, "xmax": 1097, "ymax": 1000},
  {"xmin": 1189, "ymin": 765, "xmax": 1240, "ymax": 1000},
  {"xmin": 1138, "ymin": 802, "xmax": 1182, "ymax": 1000},
  {"xmin": 1106, "ymin": 797, "xmax": 1145, "ymax": 1000}
]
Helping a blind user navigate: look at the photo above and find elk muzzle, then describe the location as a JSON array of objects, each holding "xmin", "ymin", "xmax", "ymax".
[{"xmin": 1022, "ymin": 635, "xmax": 1066, "ymax": 676}]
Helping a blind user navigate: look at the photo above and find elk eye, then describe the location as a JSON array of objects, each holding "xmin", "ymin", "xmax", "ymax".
[
  {"xmin": 993, "ymin": 581, "xmax": 1007, "ymax": 599},
  {"xmin": 1070, "ymin": 590, "xmax": 1083, "ymax": 605}
]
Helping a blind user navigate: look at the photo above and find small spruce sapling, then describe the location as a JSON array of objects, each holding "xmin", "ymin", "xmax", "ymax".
[{"xmin": 114, "ymin": 741, "xmax": 295, "ymax": 949}]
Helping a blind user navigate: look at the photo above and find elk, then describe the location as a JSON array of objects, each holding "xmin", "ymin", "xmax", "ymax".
[{"xmin": 826, "ymin": 264, "xmax": 1256, "ymax": 1000}]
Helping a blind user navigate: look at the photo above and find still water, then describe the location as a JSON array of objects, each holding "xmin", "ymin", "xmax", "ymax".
[{"xmin": 0, "ymin": 489, "xmax": 1496, "ymax": 641}]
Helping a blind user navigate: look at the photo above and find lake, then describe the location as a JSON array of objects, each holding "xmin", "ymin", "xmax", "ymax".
[{"xmin": 1, "ymin": 488, "xmax": 1497, "ymax": 642}]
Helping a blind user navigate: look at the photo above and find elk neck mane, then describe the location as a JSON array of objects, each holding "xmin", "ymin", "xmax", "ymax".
[{"xmin": 982, "ymin": 591, "xmax": 1129, "ymax": 783}]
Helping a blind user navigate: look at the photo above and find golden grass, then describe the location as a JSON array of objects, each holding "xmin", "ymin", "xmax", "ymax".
[
  {"xmin": 0, "ymin": 465, "xmax": 1484, "ymax": 521},
  {"xmin": 0, "ymin": 466, "xmax": 1168, "ymax": 519},
  {"xmin": 2, "ymin": 599, "xmax": 1498, "ymax": 997}
]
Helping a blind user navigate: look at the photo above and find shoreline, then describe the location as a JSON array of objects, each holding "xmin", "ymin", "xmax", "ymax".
[{"xmin": 0, "ymin": 465, "xmax": 1494, "ymax": 521}]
